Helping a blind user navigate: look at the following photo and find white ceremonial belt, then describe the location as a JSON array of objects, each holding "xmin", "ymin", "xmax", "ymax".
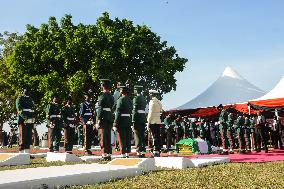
[
  {"xmin": 137, "ymin": 110, "xmax": 145, "ymax": 113},
  {"xmin": 103, "ymin": 108, "xmax": 111, "ymax": 111},
  {"xmin": 84, "ymin": 113, "xmax": 92, "ymax": 116},
  {"xmin": 121, "ymin": 114, "xmax": 131, "ymax": 117},
  {"xmin": 23, "ymin": 109, "xmax": 34, "ymax": 112},
  {"xmin": 25, "ymin": 119, "xmax": 35, "ymax": 124},
  {"xmin": 50, "ymin": 115, "xmax": 61, "ymax": 118},
  {"xmin": 86, "ymin": 121, "xmax": 93, "ymax": 125},
  {"xmin": 67, "ymin": 117, "xmax": 75, "ymax": 121}
]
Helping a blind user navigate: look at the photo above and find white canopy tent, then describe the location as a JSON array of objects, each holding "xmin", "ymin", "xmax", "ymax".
[{"xmin": 251, "ymin": 76, "xmax": 284, "ymax": 101}]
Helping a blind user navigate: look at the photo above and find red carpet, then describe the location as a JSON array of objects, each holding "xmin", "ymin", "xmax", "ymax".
[{"xmin": 188, "ymin": 149, "xmax": 284, "ymax": 163}]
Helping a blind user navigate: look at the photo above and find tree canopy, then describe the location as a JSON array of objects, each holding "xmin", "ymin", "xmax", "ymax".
[
  {"xmin": 0, "ymin": 32, "xmax": 23, "ymax": 130},
  {"xmin": 1, "ymin": 12, "xmax": 188, "ymax": 123}
]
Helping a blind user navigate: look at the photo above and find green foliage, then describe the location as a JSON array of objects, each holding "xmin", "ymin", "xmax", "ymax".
[
  {"xmin": 0, "ymin": 32, "xmax": 22, "ymax": 129},
  {"xmin": 2, "ymin": 12, "xmax": 188, "ymax": 122}
]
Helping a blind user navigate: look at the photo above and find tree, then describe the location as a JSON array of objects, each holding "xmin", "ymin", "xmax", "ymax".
[
  {"xmin": 4, "ymin": 12, "xmax": 188, "ymax": 122},
  {"xmin": 0, "ymin": 32, "xmax": 22, "ymax": 131}
]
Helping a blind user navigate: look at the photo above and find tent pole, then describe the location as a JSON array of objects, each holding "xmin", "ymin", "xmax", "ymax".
[
  {"xmin": 248, "ymin": 104, "xmax": 251, "ymax": 115},
  {"xmin": 275, "ymin": 109, "xmax": 279, "ymax": 120}
]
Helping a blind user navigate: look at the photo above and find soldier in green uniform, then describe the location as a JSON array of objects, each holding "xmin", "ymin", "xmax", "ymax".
[
  {"xmin": 244, "ymin": 115, "xmax": 252, "ymax": 152},
  {"xmin": 113, "ymin": 81, "xmax": 121, "ymax": 151},
  {"xmin": 16, "ymin": 87, "xmax": 35, "ymax": 153},
  {"xmin": 209, "ymin": 121, "xmax": 218, "ymax": 147},
  {"xmin": 236, "ymin": 114, "xmax": 246, "ymax": 154},
  {"xmin": 190, "ymin": 118, "xmax": 198, "ymax": 138},
  {"xmin": 249, "ymin": 116, "xmax": 257, "ymax": 151},
  {"xmin": 62, "ymin": 96, "xmax": 76, "ymax": 153},
  {"xmin": 46, "ymin": 94, "xmax": 63, "ymax": 152},
  {"xmin": 174, "ymin": 115, "xmax": 183, "ymax": 143},
  {"xmin": 164, "ymin": 113, "xmax": 174, "ymax": 152},
  {"xmin": 227, "ymin": 113, "xmax": 235, "ymax": 154},
  {"xmin": 96, "ymin": 79, "xmax": 114, "ymax": 160},
  {"xmin": 77, "ymin": 124, "xmax": 84, "ymax": 146},
  {"xmin": 218, "ymin": 105, "xmax": 229, "ymax": 155},
  {"xmin": 79, "ymin": 92, "xmax": 95, "ymax": 155},
  {"xmin": 199, "ymin": 118, "xmax": 206, "ymax": 139},
  {"xmin": 182, "ymin": 116, "xmax": 190, "ymax": 139},
  {"xmin": 132, "ymin": 85, "xmax": 147, "ymax": 157},
  {"xmin": 113, "ymin": 86, "xmax": 133, "ymax": 158}
]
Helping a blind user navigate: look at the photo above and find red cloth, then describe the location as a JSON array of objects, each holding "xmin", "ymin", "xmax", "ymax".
[
  {"xmin": 249, "ymin": 97, "xmax": 284, "ymax": 108},
  {"xmin": 190, "ymin": 107, "xmax": 220, "ymax": 117},
  {"xmin": 226, "ymin": 103, "xmax": 260, "ymax": 115}
]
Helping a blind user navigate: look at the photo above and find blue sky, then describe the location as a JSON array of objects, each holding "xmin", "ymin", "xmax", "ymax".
[{"xmin": 1, "ymin": 0, "xmax": 284, "ymax": 110}]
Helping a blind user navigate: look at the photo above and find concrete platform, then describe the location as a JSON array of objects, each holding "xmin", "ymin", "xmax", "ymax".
[
  {"xmin": 191, "ymin": 157, "xmax": 229, "ymax": 167},
  {"xmin": 0, "ymin": 153, "xmax": 30, "ymax": 166},
  {"xmin": 80, "ymin": 154, "xmax": 128, "ymax": 162},
  {"xmin": 80, "ymin": 155, "xmax": 101, "ymax": 162},
  {"xmin": 30, "ymin": 153, "xmax": 47, "ymax": 158},
  {"xmin": 46, "ymin": 152, "xmax": 83, "ymax": 162},
  {"xmin": 0, "ymin": 158, "xmax": 155, "ymax": 189},
  {"xmin": 109, "ymin": 158, "xmax": 156, "ymax": 171},
  {"xmin": 155, "ymin": 157, "xmax": 229, "ymax": 169}
]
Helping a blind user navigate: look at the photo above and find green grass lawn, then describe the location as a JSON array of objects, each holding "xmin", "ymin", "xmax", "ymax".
[{"xmin": 63, "ymin": 161, "xmax": 284, "ymax": 189}]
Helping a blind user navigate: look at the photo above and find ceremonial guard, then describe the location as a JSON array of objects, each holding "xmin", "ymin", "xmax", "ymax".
[
  {"xmin": 190, "ymin": 118, "xmax": 198, "ymax": 138},
  {"xmin": 132, "ymin": 85, "xmax": 147, "ymax": 157},
  {"xmin": 249, "ymin": 116, "xmax": 257, "ymax": 151},
  {"xmin": 77, "ymin": 124, "xmax": 84, "ymax": 146},
  {"xmin": 227, "ymin": 113, "xmax": 235, "ymax": 153},
  {"xmin": 96, "ymin": 79, "xmax": 114, "ymax": 160},
  {"xmin": 244, "ymin": 115, "xmax": 252, "ymax": 152},
  {"xmin": 113, "ymin": 81, "xmax": 121, "ymax": 104},
  {"xmin": 113, "ymin": 81, "xmax": 121, "ymax": 151},
  {"xmin": 236, "ymin": 114, "xmax": 246, "ymax": 153},
  {"xmin": 79, "ymin": 92, "xmax": 95, "ymax": 155},
  {"xmin": 218, "ymin": 105, "xmax": 229, "ymax": 154},
  {"xmin": 174, "ymin": 115, "xmax": 183, "ymax": 143},
  {"xmin": 182, "ymin": 116, "xmax": 191, "ymax": 139},
  {"xmin": 164, "ymin": 113, "xmax": 174, "ymax": 151},
  {"xmin": 199, "ymin": 118, "xmax": 206, "ymax": 139},
  {"xmin": 62, "ymin": 96, "xmax": 76, "ymax": 153},
  {"xmin": 16, "ymin": 87, "xmax": 35, "ymax": 153},
  {"xmin": 209, "ymin": 121, "xmax": 218, "ymax": 147},
  {"xmin": 46, "ymin": 94, "xmax": 62, "ymax": 152},
  {"xmin": 147, "ymin": 90, "xmax": 163, "ymax": 157},
  {"xmin": 113, "ymin": 86, "xmax": 133, "ymax": 158}
]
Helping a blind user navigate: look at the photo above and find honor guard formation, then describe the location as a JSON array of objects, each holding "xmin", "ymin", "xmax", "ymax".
[{"xmin": 11, "ymin": 79, "xmax": 284, "ymax": 160}]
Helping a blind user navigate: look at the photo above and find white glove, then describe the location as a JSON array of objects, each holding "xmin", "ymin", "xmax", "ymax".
[
  {"xmin": 131, "ymin": 126, "xmax": 134, "ymax": 132},
  {"xmin": 95, "ymin": 124, "xmax": 100, "ymax": 130},
  {"xmin": 146, "ymin": 123, "xmax": 150, "ymax": 131},
  {"xmin": 113, "ymin": 127, "xmax": 117, "ymax": 132}
]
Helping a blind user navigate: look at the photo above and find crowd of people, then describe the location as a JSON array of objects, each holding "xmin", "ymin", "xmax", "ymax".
[
  {"xmin": 164, "ymin": 107, "xmax": 283, "ymax": 155},
  {"xmin": 16, "ymin": 79, "xmax": 163, "ymax": 160},
  {"xmin": 14, "ymin": 79, "xmax": 284, "ymax": 160}
]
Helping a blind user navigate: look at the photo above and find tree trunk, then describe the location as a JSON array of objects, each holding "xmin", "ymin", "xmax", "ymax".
[
  {"xmin": 0, "ymin": 122, "xmax": 3, "ymax": 146},
  {"xmin": 0, "ymin": 121, "xmax": 3, "ymax": 131}
]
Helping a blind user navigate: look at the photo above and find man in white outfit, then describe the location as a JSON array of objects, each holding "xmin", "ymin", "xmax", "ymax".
[{"xmin": 147, "ymin": 90, "xmax": 163, "ymax": 157}]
